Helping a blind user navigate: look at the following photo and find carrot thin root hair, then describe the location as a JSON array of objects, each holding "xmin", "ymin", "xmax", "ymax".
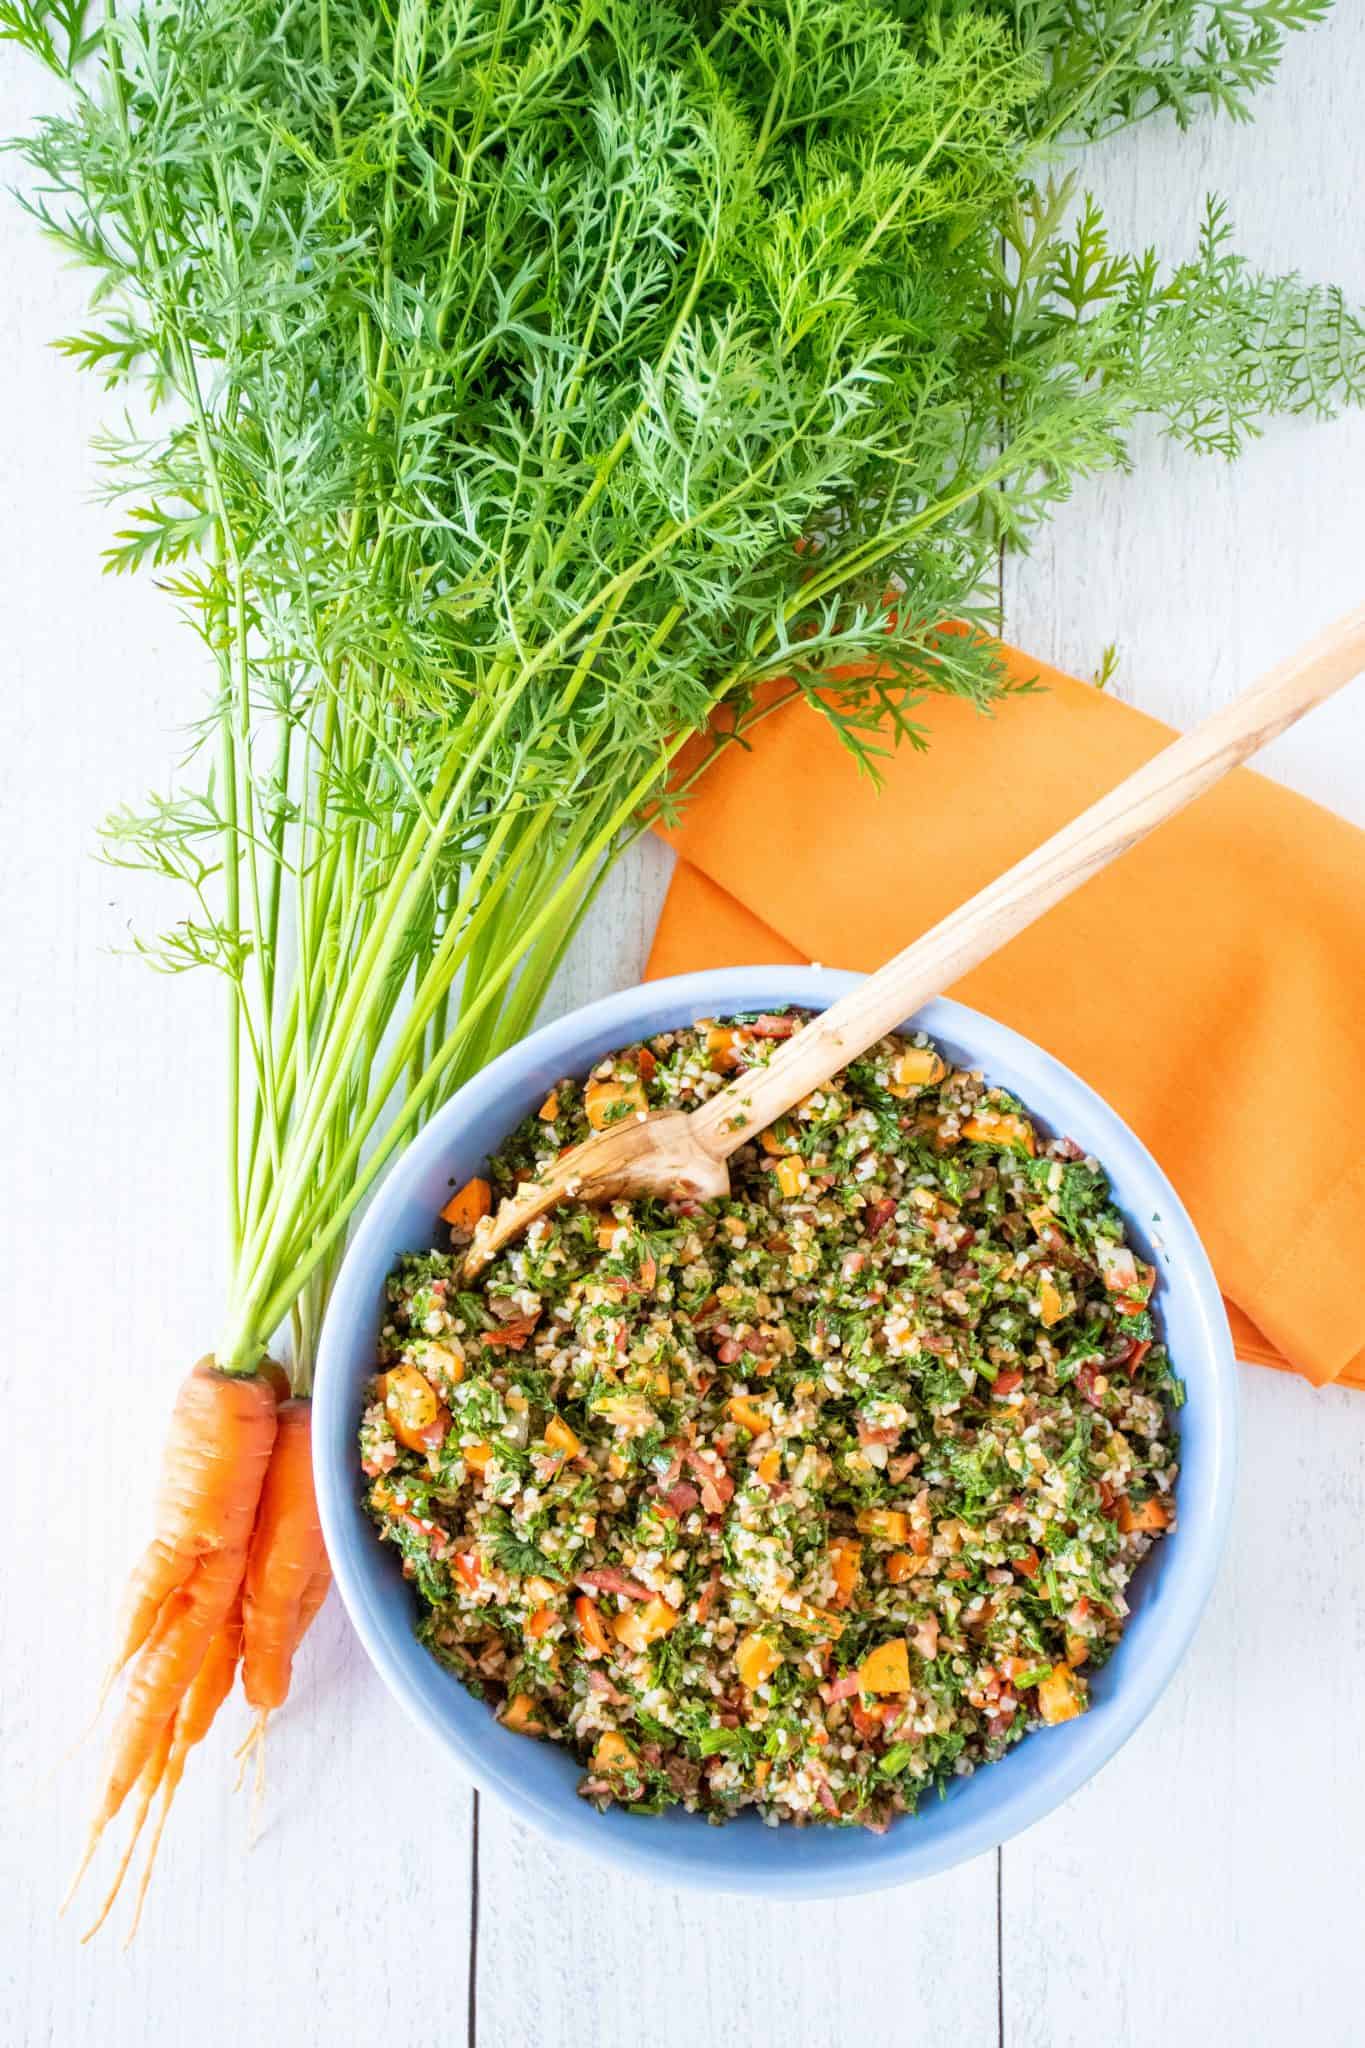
[{"xmin": 79, "ymin": 1726, "xmax": 173, "ymax": 1944}]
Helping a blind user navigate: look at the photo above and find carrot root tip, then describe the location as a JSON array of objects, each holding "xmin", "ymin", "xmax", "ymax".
[
  {"xmin": 80, "ymin": 1765, "xmax": 163, "ymax": 1945},
  {"xmin": 60, "ymin": 1819, "xmax": 107, "ymax": 1916},
  {"xmin": 248, "ymin": 1722, "xmax": 268, "ymax": 1848}
]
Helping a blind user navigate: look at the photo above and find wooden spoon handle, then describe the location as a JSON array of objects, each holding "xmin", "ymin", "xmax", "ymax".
[{"xmin": 690, "ymin": 601, "xmax": 1365, "ymax": 1161}]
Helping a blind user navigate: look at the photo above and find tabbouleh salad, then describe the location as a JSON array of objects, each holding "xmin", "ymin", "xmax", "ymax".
[{"xmin": 359, "ymin": 1013, "xmax": 1182, "ymax": 1830}]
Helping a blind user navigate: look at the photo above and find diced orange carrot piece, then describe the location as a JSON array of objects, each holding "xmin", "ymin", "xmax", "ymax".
[
  {"xmin": 850, "ymin": 1698, "xmax": 888, "ymax": 1740},
  {"xmin": 859, "ymin": 1639, "xmax": 911, "ymax": 1695},
  {"xmin": 756, "ymin": 1447, "xmax": 782, "ymax": 1484},
  {"xmin": 584, "ymin": 1075, "xmax": 648, "ymax": 1130},
  {"xmin": 886, "ymin": 1046, "xmax": 948, "ymax": 1097},
  {"xmin": 441, "ymin": 1176, "xmax": 492, "ymax": 1228},
  {"xmin": 1037, "ymin": 1666, "xmax": 1085, "ymax": 1724},
  {"xmin": 706, "ymin": 1025, "xmax": 745, "ymax": 1071},
  {"xmin": 424, "ymin": 1341, "xmax": 465, "ymax": 1387},
  {"xmin": 592, "ymin": 1730, "xmax": 637, "ymax": 1775},
  {"xmin": 788, "ymin": 1603, "xmax": 844, "ymax": 1640},
  {"xmin": 527, "ymin": 1605, "xmax": 557, "ymax": 1640},
  {"xmin": 544, "ymin": 1414, "xmax": 582, "ymax": 1458},
  {"xmin": 1039, "ymin": 1276, "xmax": 1066, "ymax": 1327},
  {"xmin": 1117, "ymin": 1495, "xmax": 1171, "ymax": 1534},
  {"xmin": 885, "ymin": 1549, "xmax": 927, "ymax": 1584},
  {"xmin": 382, "ymin": 1365, "xmax": 446, "ymax": 1452},
  {"xmin": 736, "ymin": 1633, "xmax": 781, "ymax": 1690},
  {"xmin": 501, "ymin": 1693, "xmax": 545, "ymax": 1735},
  {"xmin": 753, "ymin": 1758, "xmax": 772, "ymax": 1790},
  {"xmin": 774, "ymin": 1154, "xmax": 806, "ymax": 1199},
  {"xmin": 612, "ymin": 1597, "xmax": 678, "ymax": 1654},
  {"xmin": 538, "ymin": 1089, "xmax": 560, "ymax": 1121},
  {"xmin": 856, "ymin": 1508, "xmax": 911, "ymax": 1542},
  {"xmin": 575, "ymin": 1595, "xmax": 612, "ymax": 1657},
  {"xmin": 727, "ymin": 1394, "xmax": 769, "ymax": 1436},
  {"xmin": 962, "ymin": 1109, "xmax": 1035, "ymax": 1154},
  {"xmin": 462, "ymin": 1440, "xmax": 494, "ymax": 1472},
  {"xmin": 1065, "ymin": 1633, "xmax": 1090, "ymax": 1667},
  {"xmin": 828, "ymin": 1536, "xmax": 863, "ymax": 1608}
]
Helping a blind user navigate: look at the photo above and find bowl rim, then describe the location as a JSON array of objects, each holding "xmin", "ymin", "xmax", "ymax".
[{"xmin": 314, "ymin": 966, "xmax": 1239, "ymax": 1896}]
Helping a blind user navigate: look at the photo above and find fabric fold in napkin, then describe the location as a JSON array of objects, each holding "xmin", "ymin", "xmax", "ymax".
[{"xmin": 647, "ymin": 648, "xmax": 1365, "ymax": 1392}]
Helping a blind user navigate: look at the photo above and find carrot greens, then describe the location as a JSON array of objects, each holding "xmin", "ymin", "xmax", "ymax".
[{"xmin": 10, "ymin": 0, "xmax": 1362, "ymax": 1390}]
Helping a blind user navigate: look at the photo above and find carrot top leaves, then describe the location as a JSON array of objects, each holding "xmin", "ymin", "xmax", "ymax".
[{"xmin": 8, "ymin": 0, "xmax": 1360, "ymax": 1386}]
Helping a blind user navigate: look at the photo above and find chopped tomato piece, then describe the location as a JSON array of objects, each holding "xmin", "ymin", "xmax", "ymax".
[
  {"xmin": 849, "ymin": 1698, "xmax": 887, "ymax": 1741},
  {"xmin": 481, "ymin": 1313, "xmax": 538, "ymax": 1351}
]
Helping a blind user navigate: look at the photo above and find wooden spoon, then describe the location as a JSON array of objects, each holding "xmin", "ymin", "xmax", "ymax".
[{"xmin": 464, "ymin": 603, "xmax": 1365, "ymax": 1277}]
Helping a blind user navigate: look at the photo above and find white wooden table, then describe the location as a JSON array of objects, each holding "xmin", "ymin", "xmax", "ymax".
[{"xmin": 5, "ymin": 19, "xmax": 1365, "ymax": 2045}]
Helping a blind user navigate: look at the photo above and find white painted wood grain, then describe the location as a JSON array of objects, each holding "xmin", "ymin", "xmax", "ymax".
[
  {"xmin": 0, "ymin": 52, "xmax": 474, "ymax": 2047},
  {"xmin": 476, "ymin": 1820, "xmax": 998, "ymax": 2048},
  {"xmin": 1001, "ymin": 12, "xmax": 1365, "ymax": 2047},
  {"xmin": 1001, "ymin": 1370, "xmax": 1365, "ymax": 2048},
  {"xmin": 4, "ymin": 8, "xmax": 1365, "ymax": 2046}
]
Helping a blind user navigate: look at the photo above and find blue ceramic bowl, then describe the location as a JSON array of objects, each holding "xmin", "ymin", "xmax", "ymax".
[{"xmin": 314, "ymin": 967, "xmax": 1237, "ymax": 1896}]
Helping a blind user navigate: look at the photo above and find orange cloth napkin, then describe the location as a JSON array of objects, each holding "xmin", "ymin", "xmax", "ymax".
[{"xmin": 648, "ymin": 648, "xmax": 1365, "ymax": 1391}]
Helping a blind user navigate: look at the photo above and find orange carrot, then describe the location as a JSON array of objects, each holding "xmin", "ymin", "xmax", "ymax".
[
  {"xmin": 441, "ymin": 1176, "xmax": 491, "ymax": 1229},
  {"xmin": 84, "ymin": 1598, "xmax": 246, "ymax": 1944},
  {"xmin": 242, "ymin": 1399, "xmax": 331, "ymax": 1720},
  {"xmin": 68, "ymin": 1362, "xmax": 276, "ymax": 1907},
  {"xmin": 126, "ymin": 1596, "xmax": 246, "ymax": 1941},
  {"xmin": 78, "ymin": 1723, "xmax": 174, "ymax": 1945}
]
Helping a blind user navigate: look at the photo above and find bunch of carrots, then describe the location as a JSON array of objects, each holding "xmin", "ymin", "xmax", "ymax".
[
  {"xmin": 68, "ymin": 1367, "xmax": 329, "ymax": 1942},
  {"xmin": 15, "ymin": 0, "xmax": 1356, "ymax": 1951}
]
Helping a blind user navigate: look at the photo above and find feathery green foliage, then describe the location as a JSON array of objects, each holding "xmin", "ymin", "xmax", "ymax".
[{"xmin": 7, "ymin": 0, "xmax": 1358, "ymax": 1376}]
